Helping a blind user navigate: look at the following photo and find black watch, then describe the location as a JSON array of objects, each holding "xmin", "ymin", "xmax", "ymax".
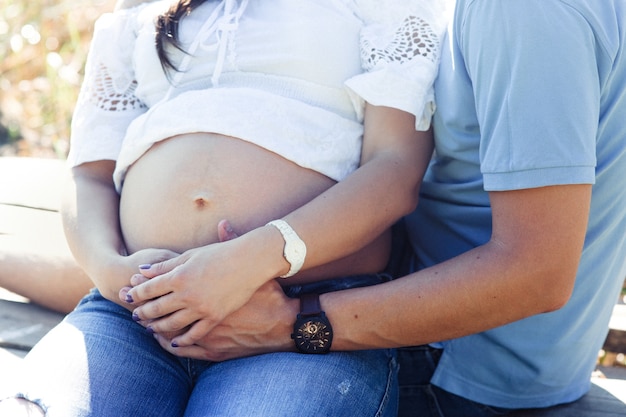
[{"xmin": 291, "ymin": 293, "xmax": 333, "ymax": 354}]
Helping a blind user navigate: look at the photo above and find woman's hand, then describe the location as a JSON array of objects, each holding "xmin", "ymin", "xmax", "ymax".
[
  {"xmin": 123, "ymin": 220, "xmax": 280, "ymax": 347},
  {"xmin": 113, "ymin": 247, "xmax": 180, "ymax": 306}
]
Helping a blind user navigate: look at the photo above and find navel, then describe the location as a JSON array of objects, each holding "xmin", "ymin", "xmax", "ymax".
[{"xmin": 193, "ymin": 193, "xmax": 212, "ymax": 209}]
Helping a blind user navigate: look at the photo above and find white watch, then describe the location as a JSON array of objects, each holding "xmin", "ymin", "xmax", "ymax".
[{"xmin": 267, "ymin": 220, "xmax": 307, "ymax": 278}]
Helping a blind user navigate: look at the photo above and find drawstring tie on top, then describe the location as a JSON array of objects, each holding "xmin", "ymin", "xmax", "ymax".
[{"xmin": 164, "ymin": 0, "xmax": 249, "ymax": 99}]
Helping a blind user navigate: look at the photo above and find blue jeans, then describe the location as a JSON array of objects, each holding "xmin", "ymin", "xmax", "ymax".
[
  {"xmin": 397, "ymin": 346, "xmax": 512, "ymax": 417},
  {"xmin": 13, "ymin": 275, "xmax": 398, "ymax": 417}
]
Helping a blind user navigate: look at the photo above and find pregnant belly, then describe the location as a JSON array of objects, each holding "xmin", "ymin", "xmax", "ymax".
[{"xmin": 119, "ymin": 133, "xmax": 390, "ymax": 281}]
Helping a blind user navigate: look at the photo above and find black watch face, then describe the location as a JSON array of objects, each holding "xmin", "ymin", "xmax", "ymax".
[{"xmin": 293, "ymin": 318, "xmax": 332, "ymax": 353}]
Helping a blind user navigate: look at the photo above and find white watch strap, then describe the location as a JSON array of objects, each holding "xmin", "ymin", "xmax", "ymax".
[{"xmin": 267, "ymin": 220, "xmax": 307, "ymax": 278}]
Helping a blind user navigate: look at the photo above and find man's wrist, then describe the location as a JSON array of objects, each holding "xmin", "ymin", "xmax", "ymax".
[{"xmin": 282, "ymin": 296, "xmax": 301, "ymax": 352}]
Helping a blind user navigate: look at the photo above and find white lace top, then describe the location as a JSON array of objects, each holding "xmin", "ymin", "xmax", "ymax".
[{"xmin": 67, "ymin": 0, "xmax": 449, "ymax": 191}]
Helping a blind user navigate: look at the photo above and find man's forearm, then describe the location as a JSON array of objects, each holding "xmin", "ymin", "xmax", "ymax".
[
  {"xmin": 320, "ymin": 246, "xmax": 516, "ymax": 350},
  {"xmin": 323, "ymin": 186, "xmax": 589, "ymax": 351}
]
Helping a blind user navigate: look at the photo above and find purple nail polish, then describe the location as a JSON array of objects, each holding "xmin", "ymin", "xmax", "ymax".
[
  {"xmin": 125, "ymin": 294, "xmax": 134, "ymax": 303},
  {"xmin": 132, "ymin": 312, "xmax": 140, "ymax": 322},
  {"xmin": 139, "ymin": 264, "xmax": 151, "ymax": 270},
  {"xmin": 146, "ymin": 326, "xmax": 155, "ymax": 335},
  {"xmin": 171, "ymin": 341, "xmax": 179, "ymax": 348}
]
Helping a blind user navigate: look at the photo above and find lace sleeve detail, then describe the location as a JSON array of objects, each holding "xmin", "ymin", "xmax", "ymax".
[
  {"xmin": 80, "ymin": 62, "xmax": 145, "ymax": 112},
  {"xmin": 362, "ymin": 15, "xmax": 441, "ymax": 70},
  {"xmin": 345, "ymin": 0, "xmax": 450, "ymax": 130},
  {"xmin": 68, "ymin": 8, "xmax": 148, "ymax": 168}
]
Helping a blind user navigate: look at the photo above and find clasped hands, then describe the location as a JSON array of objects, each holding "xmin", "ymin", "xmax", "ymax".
[{"xmin": 118, "ymin": 220, "xmax": 297, "ymax": 361}]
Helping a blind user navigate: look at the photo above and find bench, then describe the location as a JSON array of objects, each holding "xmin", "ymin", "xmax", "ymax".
[
  {"xmin": 1, "ymin": 156, "xmax": 626, "ymax": 415},
  {"xmin": 510, "ymin": 372, "xmax": 626, "ymax": 416}
]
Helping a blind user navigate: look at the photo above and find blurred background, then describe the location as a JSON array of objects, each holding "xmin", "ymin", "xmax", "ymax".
[{"xmin": 0, "ymin": 0, "xmax": 116, "ymax": 158}]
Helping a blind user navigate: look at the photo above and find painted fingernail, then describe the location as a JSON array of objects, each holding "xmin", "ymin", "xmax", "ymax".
[
  {"xmin": 132, "ymin": 312, "xmax": 140, "ymax": 322},
  {"xmin": 139, "ymin": 264, "xmax": 151, "ymax": 270},
  {"xmin": 125, "ymin": 294, "xmax": 134, "ymax": 303},
  {"xmin": 171, "ymin": 341, "xmax": 179, "ymax": 348},
  {"xmin": 146, "ymin": 326, "xmax": 155, "ymax": 335}
]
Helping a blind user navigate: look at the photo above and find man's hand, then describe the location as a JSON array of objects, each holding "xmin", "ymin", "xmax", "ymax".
[{"xmin": 153, "ymin": 279, "xmax": 298, "ymax": 361}]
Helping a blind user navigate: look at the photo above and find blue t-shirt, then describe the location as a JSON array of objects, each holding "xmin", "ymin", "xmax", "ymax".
[{"xmin": 405, "ymin": 0, "xmax": 626, "ymax": 408}]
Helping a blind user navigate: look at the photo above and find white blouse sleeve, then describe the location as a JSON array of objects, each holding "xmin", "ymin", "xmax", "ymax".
[
  {"xmin": 67, "ymin": 6, "xmax": 148, "ymax": 168},
  {"xmin": 345, "ymin": 0, "xmax": 450, "ymax": 131}
]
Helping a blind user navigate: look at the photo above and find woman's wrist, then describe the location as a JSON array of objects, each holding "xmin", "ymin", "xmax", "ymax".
[
  {"xmin": 81, "ymin": 250, "xmax": 131, "ymax": 303},
  {"xmin": 265, "ymin": 220, "xmax": 307, "ymax": 278},
  {"xmin": 239, "ymin": 224, "xmax": 294, "ymax": 282}
]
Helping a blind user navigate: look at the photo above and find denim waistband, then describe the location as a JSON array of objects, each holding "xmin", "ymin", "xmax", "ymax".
[
  {"xmin": 282, "ymin": 272, "xmax": 393, "ymax": 298},
  {"xmin": 282, "ymin": 221, "xmax": 411, "ymax": 298}
]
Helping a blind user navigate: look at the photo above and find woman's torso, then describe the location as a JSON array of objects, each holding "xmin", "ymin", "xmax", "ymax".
[
  {"xmin": 119, "ymin": 132, "xmax": 391, "ymax": 283},
  {"xmin": 118, "ymin": 0, "xmax": 392, "ymax": 281}
]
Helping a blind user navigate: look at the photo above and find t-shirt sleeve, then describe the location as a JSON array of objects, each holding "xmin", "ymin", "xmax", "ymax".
[
  {"xmin": 344, "ymin": 0, "xmax": 450, "ymax": 131},
  {"xmin": 459, "ymin": 2, "xmax": 599, "ymax": 191},
  {"xmin": 67, "ymin": 7, "xmax": 148, "ymax": 168}
]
